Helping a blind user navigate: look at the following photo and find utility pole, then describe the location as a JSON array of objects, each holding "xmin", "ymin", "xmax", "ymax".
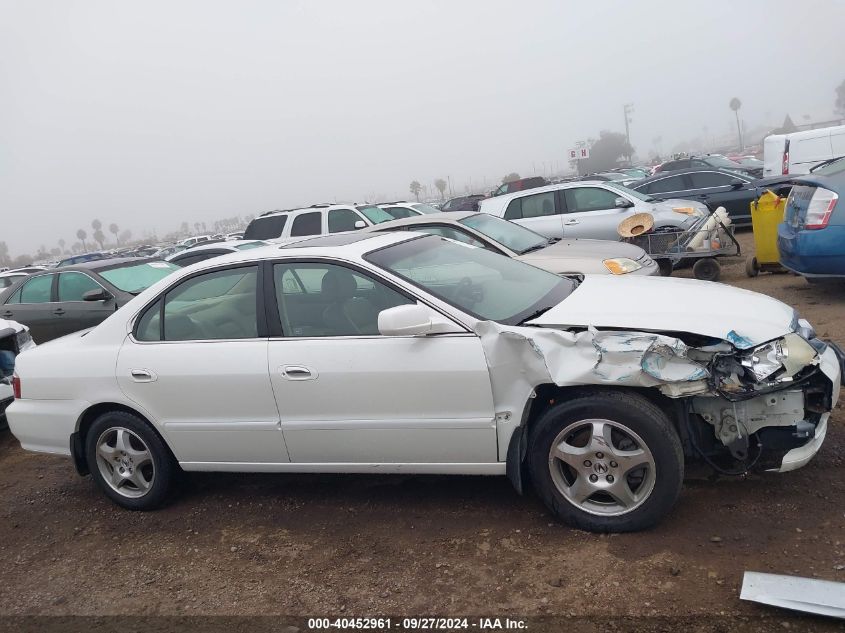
[{"xmin": 623, "ymin": 103, "xmax": 634, "ymax": 164}]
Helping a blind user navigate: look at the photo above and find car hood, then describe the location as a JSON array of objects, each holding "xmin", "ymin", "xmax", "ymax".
[
  {"xmin": 0, "ymin": 318, "xmax": 27, "ymax": 335},
  {"xmin": 527, "ymin": 275, "xmax": 796, "ymax": 348},
  {"xmin": 648, "ymin": 198, "xmax": 710, "ymax": 218},
  {"xmin": 517, "ymin": 239, "xmax": 646, "ymax": 274}
]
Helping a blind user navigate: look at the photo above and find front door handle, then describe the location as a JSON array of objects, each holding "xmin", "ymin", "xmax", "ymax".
[
  {"xmin": 563, "ymin": 219, "xmax": 580, "ymax": 225},
  {"xmin": 281, "ymin": 365, "xmax": 317, "ymax": 380},
  {"xmin": 53, "ymin": 308, "xmax": 65, "ymax": 316},
  {"xmin": 1, "ymin": 311, "xmax": 12, "ymax": 318},
  {"xmin": 130, "ymin": 369, "xmax": 157, "ymax": 382}
]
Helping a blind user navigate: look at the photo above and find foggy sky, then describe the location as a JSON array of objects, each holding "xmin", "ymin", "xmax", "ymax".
[{"xmin": 2, "ymin": 0, "xmax": 844, "ymax": 255}]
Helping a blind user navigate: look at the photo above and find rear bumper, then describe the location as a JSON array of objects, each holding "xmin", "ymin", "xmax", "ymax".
[
  {"xmin": 777, "ymin": 223, "xmax": 845, "ymax": 276},
  {"xmin": 6, "ymin": 398, "xmax": 89, "ymax": 455}
]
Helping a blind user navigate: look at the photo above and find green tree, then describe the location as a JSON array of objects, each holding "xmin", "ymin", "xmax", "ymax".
[
  {"xmin": 502, "ymin": 172, "xmax": 520, "ymax": 184},
  {"xmin": 434, "ymin": 178, "xmax": 447, "ymax": 200},
  {"xmin": 580, "ymin": 131, "xmax": 634, "ymax": 173},
  {"xmin": 409, "ymin": 180, "xmax": 422, "ymax": 201}
]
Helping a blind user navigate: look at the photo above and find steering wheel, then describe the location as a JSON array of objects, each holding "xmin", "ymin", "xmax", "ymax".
[{"xmin": 454, "ymin": 276, "xmax": 483, "ymax": 306}]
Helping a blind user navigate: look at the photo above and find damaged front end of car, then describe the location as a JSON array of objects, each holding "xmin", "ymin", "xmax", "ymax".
[
  {"xmin": 0, "ymin": 322, "xmax": 34, "ymax": 425},
  {"xmin": 476, "ymin": 316, "xmax": 842, "ymax": 479}
]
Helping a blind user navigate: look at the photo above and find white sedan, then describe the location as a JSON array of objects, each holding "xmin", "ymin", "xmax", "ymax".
[{"xmin": 7, "ymin": 233, "xmax": 841, "ymax": 532}]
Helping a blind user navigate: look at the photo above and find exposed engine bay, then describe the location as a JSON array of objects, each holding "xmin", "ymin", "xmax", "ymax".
[{"xmin": 475, "ymin": 318, "xmax": 842, "ymax": 475}]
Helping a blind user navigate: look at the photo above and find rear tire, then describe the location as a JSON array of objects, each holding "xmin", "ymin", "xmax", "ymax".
[
  {"xmin": 85, "ymin": 411, "xmax": 175, "ymax": 510},
  {"xmin": 657, "ymin": 259, "xmax": 674, "ymax": 277},
  {"xmin": 527, "ymin": 390, "xmax": 684, "ymax": 532},
  {"xmin": 693, "ymin": 257, "xmax": 721, "ymax": 281}
]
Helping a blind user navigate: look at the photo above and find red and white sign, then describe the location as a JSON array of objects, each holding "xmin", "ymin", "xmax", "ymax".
[{"xmin": 569, "ymin": 147, "xmax": 590, "ymax": 160}]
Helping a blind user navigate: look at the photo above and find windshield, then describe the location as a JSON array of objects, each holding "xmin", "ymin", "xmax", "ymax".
[
  {"xmin": 411, "ymin": 203, "xmax": 440, "ymax": 214},
  {"xmin": 357, "ymin": 205, "xmax": 395, "ymax": 224},
  {"xmin": 366, "ymin": 235, "xmax": 574, "ymax": 324},
  {"xmin": 234, "ymin": 241, "xmax": 269, "ymax": 250},
  {"xmin": 603, "ymin": 182, "xmax": 652, "ymax": 202},
  {"xmin": 459, "ymin": 213, "xmax": 547, "ymax": 254},
  {"xmin": 99, "ymin": 261, "xmax": 180, "ymax": 293}
]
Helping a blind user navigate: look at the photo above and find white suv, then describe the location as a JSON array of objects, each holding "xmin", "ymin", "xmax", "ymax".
[
  {"xmin": 479, "ymin": 181, "xmax": 708, "ymax": 241},
  {"xmin": 243, "ymin": 204, "xmax": 395, "ymax": 241}
]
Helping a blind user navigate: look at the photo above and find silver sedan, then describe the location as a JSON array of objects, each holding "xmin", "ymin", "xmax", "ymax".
[{"xmin": 366, "ymin": 211, "xmax": 659, "ymax": 276}]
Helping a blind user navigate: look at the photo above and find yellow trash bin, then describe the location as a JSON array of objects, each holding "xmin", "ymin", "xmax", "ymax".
[{"xmin": 745, "ymin": 190, "xmax": 786, "ymax": 277}]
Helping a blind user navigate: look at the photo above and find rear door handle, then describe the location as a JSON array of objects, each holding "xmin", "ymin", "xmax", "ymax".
[
  {"xmin": 130, "ymin": 369, "xmax": 157, "ymax": 382},
  {"xmin": 53, "ymin": 308, "xmax": 65, "ymax": 316},
  {"xmin": 282, "ymin": 365, "xmax": 317, "ymax": 380},
  {"xmin": 1, "ymin": 311, "xmax": 12, "ymax": 318},
  {"xmin": 563, "ymin": 220, "xmax": 579, "ymax": 225}
]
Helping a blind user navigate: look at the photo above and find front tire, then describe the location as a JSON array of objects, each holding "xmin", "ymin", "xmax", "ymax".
[
  {"xmin": 527, "ymin": 390, "xmax": 683, "ymax": 532},
  {"xmin": 85, "ymin": 411, "xmax": 175, "ymax": 510}
]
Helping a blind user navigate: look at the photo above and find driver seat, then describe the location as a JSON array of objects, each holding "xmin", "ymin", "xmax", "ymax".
[{"xmin": 321, "ymin": 269, "xmax": 379, "ymax": 335}]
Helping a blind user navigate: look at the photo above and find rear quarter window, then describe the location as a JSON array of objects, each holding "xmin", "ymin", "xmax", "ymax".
[{"xmin": 244, "ymin": 215, "xmax": 288, "ymax": 240}]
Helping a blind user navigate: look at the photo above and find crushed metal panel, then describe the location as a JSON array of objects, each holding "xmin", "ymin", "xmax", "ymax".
[{"xmin": 740, "ymin": 571, "xmax": 845, "ymax": 619}]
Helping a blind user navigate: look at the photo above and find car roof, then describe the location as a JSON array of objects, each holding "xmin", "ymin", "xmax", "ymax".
[
  {"xmin": 480, "ymin": 180, "xmax": 613, "ymax": 208},
  {"xmin": 368, "ymin": 211, "xmax": 475, "ymax": 230},
  {"xmin": 631, "ymin": 166, "xmax": 752, "ymax": 186},
  {"xmin": 170, "ymin": 231, "xmax": 419, "ymax": 273},
  {"xmin": 52, "ymin": 257, "xmax": 164, "ymax": 273}
]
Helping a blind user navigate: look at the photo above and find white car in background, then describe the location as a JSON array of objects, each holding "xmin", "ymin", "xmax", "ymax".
[
  {"xmin": 369, "ymin": 211, "xmax": 659, "ymax": 276},
  {"xmin": 478, "ymin": 181, "xmax": 708, "ymax": 241},
  {"xmin": 6, "ymin": 233, "xmax": 840, "ymax": 532},
  {"xmin": 165, "ymin": 240, "xmax": 271, "ymax": 267},
  {"xmin": 378, "ymin": 201, "xmax": 441, "ymax": 219}
]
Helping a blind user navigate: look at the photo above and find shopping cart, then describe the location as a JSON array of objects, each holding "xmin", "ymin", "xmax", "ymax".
[{"xmin": 624, "ymin": 208, "xmax": 741, "ymax": 281}]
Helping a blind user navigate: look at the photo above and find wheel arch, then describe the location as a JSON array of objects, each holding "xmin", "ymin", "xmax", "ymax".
[
  {"xmin": 506, "ymin": 384, "xmax": 685, "ymax": 493},
  {"xmin": 71, "ymin": 402, "xmax": 176, "ymax": 476}
]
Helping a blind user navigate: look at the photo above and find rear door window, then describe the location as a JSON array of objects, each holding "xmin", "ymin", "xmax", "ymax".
[
  {"xmin": 688, "ymin": 172, "xmax": 741, "ymax": 188},
  {"xmin": 290, "ymin": 212, "xmax": 322, "ymax": 237},
  {"xmin": 12, "ymin": 274, "xmax": 54, "ymax": 304},
  {"xmin": 646, "ymin": 175, "xmax": 687, "ymax": 194}
]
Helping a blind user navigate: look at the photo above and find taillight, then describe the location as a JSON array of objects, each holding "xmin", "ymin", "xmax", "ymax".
[
  {"xmin": 782, "ymin": 151, "xmax": 789, "ymax": 175},
  {"xmin": 804, "ymin": 189, "xmax": 838, "ymax": 230},
  {"xmin": 12, "ymin": 375, "xmax": 21, "ymax": 399}
]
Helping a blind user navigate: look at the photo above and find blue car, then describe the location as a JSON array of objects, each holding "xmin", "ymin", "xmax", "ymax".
[{"xmin": 778, "ymin": 157, "xmax": 845, "ymax": 280}]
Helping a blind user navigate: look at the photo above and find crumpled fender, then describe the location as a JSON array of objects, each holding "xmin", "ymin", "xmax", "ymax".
[{"xmin": 474, "ymin": 321, "xmax": 710, "ymax": 460}]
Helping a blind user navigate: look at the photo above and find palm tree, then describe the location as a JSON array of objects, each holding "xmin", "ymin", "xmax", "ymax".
[
  {"xmin": 434, "ymin": 178, "xmax": 447, "ymax": 200},
  {"xmin": 91, "ymin": 218, "xmax": 102, "ymax": 232},
  {"xmin": 76, "ymin": 229, "xmax": 88, "ymax": 250},
  {"xmin": 729, "ymin": 97, "xmax": 743, "ymax": 151},
  {"xmin": 93, "ymin": 229, "xmax": 106, "ymax": 249},
  {"xmin": 409, "ymin": 180, "xmax": 422, "ymax": 201},
  {"xmin": 58, "ymin": 238, "xmax": 66, "ymax": 254},
  {"xmin": 109, "ymin": 223, "xmax": 120, "ymax": 245}
]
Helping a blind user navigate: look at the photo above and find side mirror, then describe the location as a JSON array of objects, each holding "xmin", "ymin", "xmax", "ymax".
[
  {"xmin": 378, "ymin": 303, "xmax": 463, "ymax": 337},
  {"xmin": 615, "ymin": 197, "xmax": 635, "ymax": 209},
  {"xmin": 353, "ymin": 220, "xmax": 367, "ymax": 229},
  {"xmin": 82, "ymin": 288, "xmax": 112, "ymax": 302}
]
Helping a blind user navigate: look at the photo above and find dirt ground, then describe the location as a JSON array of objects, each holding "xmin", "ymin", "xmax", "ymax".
[{"xmin": 1, "ymin": 231, "xmax": 844, "ymax": 631}]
